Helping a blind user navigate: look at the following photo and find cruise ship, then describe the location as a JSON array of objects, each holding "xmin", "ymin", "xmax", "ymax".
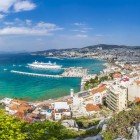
[{"xmin": 28, "ymin": 61, "xmax": 62, "ymax": 69}]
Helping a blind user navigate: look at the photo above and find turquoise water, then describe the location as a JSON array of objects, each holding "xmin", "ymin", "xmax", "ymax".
[{"xmin": 0, "ymin": 54, "xmax": 105, "ymax": 101}]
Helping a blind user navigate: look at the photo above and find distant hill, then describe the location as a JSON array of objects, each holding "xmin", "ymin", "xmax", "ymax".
[
  {"xmin": 32, "ymin": 44, "xmax": 140, "ymax": 55},
  {"xmin": 83, "ymin": 44, "xmax": 128, "ymax": 49}
]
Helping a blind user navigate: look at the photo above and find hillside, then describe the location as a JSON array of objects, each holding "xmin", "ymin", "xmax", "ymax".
[
  {"xmin": 103, "ymin": 104, "xmax": 140, "ymax": 140},
  {"xmin": 32, "ymin": 44, "xmax": 140, "ymax": 55},
  {"xmin": 0, "ymin": 104, "xmax": 139, "ymax": 140}
]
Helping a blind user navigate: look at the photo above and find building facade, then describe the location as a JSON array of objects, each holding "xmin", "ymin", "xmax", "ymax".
[{"xmin": 106, "ymin": 84, "xmax": 127, "ymax": 112}]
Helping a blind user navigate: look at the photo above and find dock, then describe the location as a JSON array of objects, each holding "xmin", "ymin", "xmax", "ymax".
[
  {"xmin": 11, "ymin": 70, "xmax": 62, "ymax": 78},
  {"xmin": 11, "ymin": 67, "xmax": 88, "ymax": 78}
]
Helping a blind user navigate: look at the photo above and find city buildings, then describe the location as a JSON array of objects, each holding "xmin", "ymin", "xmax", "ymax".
[
  {"xmin": 106, "ymin": 83, "xmax": 128, "ymax": 112},
  {"xmin": 0, "ymin": 50, "xmax": 139, "ymax": 123}
]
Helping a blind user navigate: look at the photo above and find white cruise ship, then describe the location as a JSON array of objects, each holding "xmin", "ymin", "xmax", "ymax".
[{"xmin": 28, "ymin": 61, "xmax": 62, "ymax": 69}]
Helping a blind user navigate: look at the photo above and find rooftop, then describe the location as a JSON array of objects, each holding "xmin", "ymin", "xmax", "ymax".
[
  {"xmin": 54, "ymin": 102, "xmax": 69, "ymax": 110},
  {"xmin": 86, "ymin": 104, "xmax": 100, "ymax": 112},
  {"xmin": 91, "ymin": 84, "xmax": 106, "ymax": 95}
]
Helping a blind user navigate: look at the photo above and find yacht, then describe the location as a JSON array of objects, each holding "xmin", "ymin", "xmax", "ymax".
[{"xmin": 28, "ymin": 61, "xmax": 62, "ymax": 69}]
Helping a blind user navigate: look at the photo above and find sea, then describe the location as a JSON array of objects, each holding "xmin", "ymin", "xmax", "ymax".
[{"xmin": 0, "ymin": 54, "xmax": 105, "ymax": 101}]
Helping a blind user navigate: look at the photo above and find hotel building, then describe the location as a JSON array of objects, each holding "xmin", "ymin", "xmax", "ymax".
[{"xmin": 106, "ymin": 83, "xmax": 128, "ymax": 112}]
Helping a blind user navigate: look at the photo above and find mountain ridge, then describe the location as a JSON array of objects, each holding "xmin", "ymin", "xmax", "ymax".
[{"xmin": 32, "ymin": 44, "xmax": 140, "ymax": 54}]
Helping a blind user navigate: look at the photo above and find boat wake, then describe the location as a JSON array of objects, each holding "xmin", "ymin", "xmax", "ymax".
[{"xmin": 10, "ymin": 70, "xmax": 62, "ymax": 78}]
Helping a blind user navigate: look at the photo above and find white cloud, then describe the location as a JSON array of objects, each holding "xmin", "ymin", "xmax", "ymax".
[
  {"xmin": 0, "ymin": 27, "xmax": 49, "ymax": 35},
  {"xmin": 4, "ymin": 21, "xmax": 14, "ymax": 25},
  {"xmin": 75, "ymin": 34, "xmax": 88, "ymax": 38},
  {"xmin": 0, "ymin": 14, "xmax": 5, "ymax": 19},
  {"xmin": 72, "ymin": 29, "xmax": 87, "ymax": 33},
  {"xmin": 14, "ymin": 0, "xmax": 36, "ymax": 12},
  {"xmin": 72, "ymin": 23, "xmax": 93, "ymax": 35},
  {"xmin": 0, "ymin": 0, "xmax": 36, "ymax": 17},
  {"xmin": 74, "ymin": 22, "xmax": 85, "ymax": 26},
  {"xmin": 95, "ymin": 34, "xmax": 104, "ymax": 37},
  {"xmin": 0, "ymin": 0, "xmax": 16, "ymax": 13},
  {"xmin": 82, "ymin": 27, "xmax": 93, "ymax": 30},
  {"xmin": 0, "ymin": 20, "xmax": 63, "ymax": 36},
  {"xmin": 36, "ymin": 22, "xmax": 63, "ymax": 31},
  {"xmin": 37, "ymin": 22, "xmax": 56, "ymax": 29},
  {"xmin": 25, "ymin": 19, "xmax": 32, "ymax": 25}
]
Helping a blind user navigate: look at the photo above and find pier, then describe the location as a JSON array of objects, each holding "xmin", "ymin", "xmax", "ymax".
[
  {"xmin": 11, "ymin": 70, "xmax": 62, "ymax": 78},
  {"xmin": 11, "ymin": 67, "xmax": 88, "ymax": 78}
]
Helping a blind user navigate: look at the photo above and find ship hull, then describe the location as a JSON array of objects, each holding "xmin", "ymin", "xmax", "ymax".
[{"xmin": 28, "ymin": 64, "xmax": 62, "ymax": 69}]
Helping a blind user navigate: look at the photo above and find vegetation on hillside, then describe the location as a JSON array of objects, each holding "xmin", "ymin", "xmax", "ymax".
[
  {"xmin": 0, "ymin": 109, "xmax": 79, "ymax": 140},
  {"xmin": 1, "ymin": 103, "xmax": 139, "ymax": 140},
  {"xmin": 0, "ymin": 110, "xmax": 27, "ymax": 140},
  {"xmin": 75, "ymin": 117, "xmax": 100, "ymax": 129},
  {"xmin": 103, "ymin": 104, "xmax": 140, "ymax": 140},
  {"xmin": 84, "ymin": 71, "xmax": 122, "ymax": 90},
  {"xmin": 84, "ymin": 76, "xmax": 109, "ymax": 90},
  {"xmin": 0, "ymin": 109, "xmax": 101, "ymax": 140}
]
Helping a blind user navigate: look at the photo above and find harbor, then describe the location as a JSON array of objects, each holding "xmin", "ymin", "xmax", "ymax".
[{"xmin": 0, "ymin": 54, "xmax": 104, "ymax": 100}]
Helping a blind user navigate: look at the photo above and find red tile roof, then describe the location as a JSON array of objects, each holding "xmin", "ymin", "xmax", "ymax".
[
  {"xmin": 91, "ymin": 85, "xmax": 106, "ymax": 95},
  {"xmin": 135, "ymin": 97, "xmax": 140, "ymax": 103},
  {"xmin": 86, "ymin": 104, "xmax": 100, "ymax": 112},
  {"xmin": 136, "ymin": 80, "xmax": 140, "ymax": 86},
  {"xmin": 113, "ymin": 72, "xmax": 122, "ymax": 78}
]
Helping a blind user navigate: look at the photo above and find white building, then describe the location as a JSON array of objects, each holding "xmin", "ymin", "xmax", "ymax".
[
  {"xmin": 0, "ymin": 98, "xmax": 12, "ymax": 105},
  {"xmin": 53, "ymin": 102, "xmax": 71, "ymax": 120},
  {"xmin": 72, "ymin": 95, "xmax": 83, "ymax": 106},
  {"xmin": 54, "ymin": 112, "xmax": 62, "ymax": 120},
  {"xmin": 93, "ymin": 93, "xmax": 103, "ymax": 105},
  {"xmin": 40, "ymin": 109, "xmax": 52, "ymax": 119},
  {"xmin": 128, "ymin": 80, "xmax": 140, "ymax": 101},
  {"xmin": 106, "ymin": 84, "xmax": 128, "ymax": 112},
  {"xmin": 54, "ymin": 102, "xmax": 69, "ymax": 110}
]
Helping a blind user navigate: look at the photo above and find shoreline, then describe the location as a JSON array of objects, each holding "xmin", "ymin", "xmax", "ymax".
[{"xmin": 27, "ymin": 59, "xmax": 108, "ymax": 103}]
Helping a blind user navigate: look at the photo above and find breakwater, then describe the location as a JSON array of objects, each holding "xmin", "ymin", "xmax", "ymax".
[
  {"xmin": 11, "ymin": 67, "xmax": 88, "ymax": 78},
  {"xmin": 11, "ymin": 70, "xmax": 62, "ymax": 78}
]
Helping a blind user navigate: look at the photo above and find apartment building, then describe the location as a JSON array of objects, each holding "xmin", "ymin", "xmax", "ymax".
[{"xmin": 106, "ymin": 83, "xmax": 127, "ymax": 112}]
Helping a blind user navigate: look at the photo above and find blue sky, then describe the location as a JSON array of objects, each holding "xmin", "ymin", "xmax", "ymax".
[{"xmin": 0, "ymin": 0, "xmax": 140, "ymax": 51}]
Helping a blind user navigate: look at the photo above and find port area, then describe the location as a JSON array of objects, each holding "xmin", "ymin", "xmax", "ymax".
[{"xmin": 11, "ymin": 67, "xmax": 88, "ymax": 78}]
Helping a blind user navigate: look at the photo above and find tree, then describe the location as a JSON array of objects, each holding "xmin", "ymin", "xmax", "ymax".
[
  {"xmin": 0, "ymin": 110, "xmax": 27, "ymax": 140},
  {"xmin": 25, "ymin": 121, "xmax": 78, "ymax": 140},
  {"xmin": 99, "ymin": 76, "xmax": 108, "ymax": 82},
  {"xmin": 0, "ymin": 110, "xmax": 79, "ymax": 140}
]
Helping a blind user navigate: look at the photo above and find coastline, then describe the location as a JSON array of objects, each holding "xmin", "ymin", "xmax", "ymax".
[
  {"xmin": 29, "ymin": 58, "xmax": 108, "ymax": 103},
  {"xmin": 33, "ymin": 57, "xmax": 107, "ymax": 103}
]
